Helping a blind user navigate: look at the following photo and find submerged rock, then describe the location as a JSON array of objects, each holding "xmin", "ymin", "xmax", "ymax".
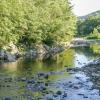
[
  {"xmin": 56, "ymin": 91, "xmax": 62, "ymax": 95},
  {"xmin": 63, "ymin": 92, "xmax": 67, "ymax": 97},
  {"xmin": 4, "ymin": 97, "xmax": 12, "ymax": 100}
]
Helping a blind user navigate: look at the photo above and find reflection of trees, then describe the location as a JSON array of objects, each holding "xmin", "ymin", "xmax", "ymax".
[
  {"xmin": 0, "ymin": 49, "xmax": 75, "ymax": 77},
  {"xmin": 16, "ymin": 59, "xmax": 35, "ymax": 76},
  {"xmin": 0, "ymin": 61, "xmax": 18, "ymax": 73},
  {"xmin": 16, "ymin": 49, "xmax": 75, "ymax": 76},
  {"xmin": 75, "ymin": 46, "xmax": 93, "ymax": 57},
  {"xmin": 43, "ymin": 49, "xmax": 75, "ymax": 68},
  {"xmin": 74, "ymin": 46, "xmax": 100, "ymax": 59},
  {"xmin": 56, "ymin": 49, "xmax": 75, "ymax": 67}
]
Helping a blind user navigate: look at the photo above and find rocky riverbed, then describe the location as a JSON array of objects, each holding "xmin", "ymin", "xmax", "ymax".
[
  {"xmin": 1, "ymin": 65, "xmax": 100, "ymax": 100},
  {"xmin": 81, "ymin": 58, "xmax": 100, "ymax": 90}
]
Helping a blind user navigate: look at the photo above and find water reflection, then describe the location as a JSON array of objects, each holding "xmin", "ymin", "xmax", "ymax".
[
  {"xmin": 74, "ymin": 45, "xmax": 100, "ymax": 67},
  {"xmin": 0, "ymin": 49, "xmax": 75, "ymax": 76},
  {"xmin": 0, "ymin": 44, "xmax": 100, "ymax": 76}
]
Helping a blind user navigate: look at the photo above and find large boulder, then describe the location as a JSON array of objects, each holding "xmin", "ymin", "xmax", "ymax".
[
  {"xmin": 0, "ymin": 50, "xmax": 16, "ymax": 62},
  {"xmin": 4, "ymin": 51, "xmax": 16, "ymax": 62}
]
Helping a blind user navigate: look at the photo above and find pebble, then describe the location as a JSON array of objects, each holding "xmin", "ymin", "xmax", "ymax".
[
  {"xmin": 63, "ymin": 93, "xmax": 67, "ymax": 97},
  {"xmin": 56, "ymin": 91, "xmax": 62, "ymax": 95}
]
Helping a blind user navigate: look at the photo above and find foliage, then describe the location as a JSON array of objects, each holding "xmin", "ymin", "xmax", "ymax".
[
  {"xmin": 0, "ymin": 0, "xmax": 76, "ymax": 48},
  {"xmin": 87, "ymin": 28, "xmax": 100, "ymax": 39},
  {"xmin": 90, "ymin": 44, "xmax": 100, "ymax": 54},
  {"xmin": 77, "ymin": 14, "xmax": 100, "ymax": 38}
]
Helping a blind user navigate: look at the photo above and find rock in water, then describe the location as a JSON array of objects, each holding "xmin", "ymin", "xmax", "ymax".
[{"xmin": 4, "ymin": 51, "xmax": 16, "ymax": 62}]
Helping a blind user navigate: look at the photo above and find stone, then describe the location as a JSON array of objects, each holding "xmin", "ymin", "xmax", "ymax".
[
  {"xmin": 44, "ymin": 74, "xmax": 49, "ymax": 79},
  {"xmin": 56, "ymin": 91, "xmax": 62, "ymax": 95},
  {"xmin": 73, "ymin": 85, "xmax": 80, "ymax": 89},
  {"xmin": 15, "ymin": 53, "xmax": 22, "ymax": 59},
  {"xmin": 45, "ymin": 83, "xmax": 48, "ymax": 86},
  {"xmin": 53, "ymin": 94, "xmax": 58, "ymax": 97},
  {"xmin": 63, "ymin": 93, "xmax": 67, "ymax": 97},
  {"xmin": 4, "ymin": 51, "xmax": 16, "ymax": 62},
  {"xmin": 21, "ymin": 77, "xmax": 27, "ymax": 82},
  {"xmin": 42, "ymin": 87, "xmax": 46, "ymax": 91},
  {"xmin": 83, "ymin": 95, "xmax": 88, "ymax": 98},
  {"xmin": 25, "ymin": 49, "xmax": 37, "ymax": 59},
  {"xmin": 38, "ymin": 72, "xmax": 45, "ymax": 77},
  {"xmin": 27, "ymin": 80, "xmax": 35, "ymax": 84},
  {"xmin": 78, "ymin": 93, "xmax": 84, "ymax": 96},
  {"xmin": 47, "ymin": 98, "xmax": 53, "ymax": 100},
  {"xmin": 4, "ymin": 97, "xmax": 12, "ymax": 100}
]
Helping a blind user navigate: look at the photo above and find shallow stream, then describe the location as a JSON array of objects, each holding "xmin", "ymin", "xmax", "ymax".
[{"xmin": 0, "ymin": 42, "xmax": 100, "ymax": 100}]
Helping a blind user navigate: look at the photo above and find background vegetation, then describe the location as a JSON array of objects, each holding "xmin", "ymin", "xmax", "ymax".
[{"xmin": 77, "ymin": 11, "xmax": 100, "ymax": 39}]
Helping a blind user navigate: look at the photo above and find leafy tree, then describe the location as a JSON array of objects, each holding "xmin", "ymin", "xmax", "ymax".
[{"xmin": 0, "ymin": 0, "xmax": 76, "ymax": 49}]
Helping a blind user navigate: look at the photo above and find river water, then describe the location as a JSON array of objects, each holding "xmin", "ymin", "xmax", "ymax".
[{"xmin": 0, "ymin": 43, "xmax": 100, "ymax": 100}]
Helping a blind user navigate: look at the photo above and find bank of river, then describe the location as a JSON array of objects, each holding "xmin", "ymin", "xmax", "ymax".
[{"xmin": 0, "ymin": 41, "xmax": 100, "ymax": 100}]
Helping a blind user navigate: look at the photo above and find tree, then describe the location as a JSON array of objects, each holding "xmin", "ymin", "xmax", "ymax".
[{"xmin": 0, "ymin": 0, "xmax": 76, "ymax": 48}]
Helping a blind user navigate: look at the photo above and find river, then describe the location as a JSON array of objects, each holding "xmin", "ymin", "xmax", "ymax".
[{"xmin": 0, "ymin": 42, "xmax": 100, "ymax": 100}]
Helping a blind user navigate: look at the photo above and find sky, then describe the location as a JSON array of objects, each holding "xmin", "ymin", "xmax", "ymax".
[{"xmin": 71, "ymin": 0, "xmax": 100, "ymax": 16}]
